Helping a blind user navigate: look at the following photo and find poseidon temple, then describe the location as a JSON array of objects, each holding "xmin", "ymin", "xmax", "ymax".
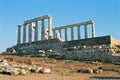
[{"xmin": 5, "ymin": 15, "xmax": 120, "ymax": 62}]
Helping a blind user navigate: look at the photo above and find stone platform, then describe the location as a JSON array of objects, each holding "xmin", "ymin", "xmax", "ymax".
[{"xmin": 5, "ymin": 35, "xmax": 120, "ymax": 62}]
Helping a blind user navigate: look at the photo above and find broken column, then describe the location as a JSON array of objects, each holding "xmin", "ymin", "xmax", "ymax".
[{"xmin": 17, "ymin": 25, "xmax": 22, "ymax": 44}]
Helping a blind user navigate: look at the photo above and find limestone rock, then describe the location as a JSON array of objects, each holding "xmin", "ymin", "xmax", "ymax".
[
  {"xmin": 3, "ymin": 67, "xmax": 19, "ymax": 76},
  {"xmin": 0, "ymin": 60, "xmax": 9, "ymax": 66},
  {"xmin": 40, "ymin": 68, "xmax": 51, "ymax": 73},
  {"xmin": 19, "ymin": 69, "xmax": 28, "ymax": 75}
]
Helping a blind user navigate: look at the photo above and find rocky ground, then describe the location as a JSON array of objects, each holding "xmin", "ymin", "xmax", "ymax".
[{"xmin": 0, "ymin": 55, "xmax": 120, "ymax": 80}]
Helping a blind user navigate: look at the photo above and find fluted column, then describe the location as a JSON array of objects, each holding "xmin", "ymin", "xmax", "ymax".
[
  {"xmin": 65, "ymin": 28, "xmax": 68, "ymax": 41},
  {"xmin": 59, "ymin": 29, "xmax": 61, "ymax": 38},
  {"xmin": 29, "ymin": 22, "xmax": 32, "ymax": 42},
  {"xmin": 48, "ymin": 17, "xmax": 52, "ymax": 39},
  {"xmin": 92, "ymin": 22, "xmax": 95, "ymax": 38},
  {"xmin": 53, "ymin": 30, "xmax": 56, "ymax": 38},
  {"xmin": 71, "ymin": 27, "xmax": 74, "ymax": 40},
  {"xmin": 23, "ymin": 24, "xmax": 26, "ymax": 43},
  {"xmin": 34, "ymin": 21, "xmax": 38, "ymax": 41},
  {"xmin": 41, "ymin": 19, "xmax": 45, "ymax": 40},
  {"xmin": 77, "ymin": 25, "xmax": 80, "ymax": 39},
  {"xmin": 84, "ymin": 24, "xmax": 88, "ymax": 39},
  {"xmin": 17, "ymin": 25, "xmax": 21, "ymax": 44}
]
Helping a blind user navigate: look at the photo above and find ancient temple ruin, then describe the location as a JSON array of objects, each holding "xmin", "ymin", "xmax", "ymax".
[
  {"xmin": 17, "ymin": 15, "xmax": 95, "ymax": 44},
  {"xmin": 5, "ymin": 15, "xmax": 120, "ymax": 62}
]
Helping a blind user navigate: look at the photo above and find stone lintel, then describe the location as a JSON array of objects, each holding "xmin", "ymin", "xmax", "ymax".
[
  {"xmin": 53, "ymin": 20, "xmax": 94, "ymax": 30},
  {"xmin": 24, "ymin": 15, "xmax": 51, "ymax": 24}
]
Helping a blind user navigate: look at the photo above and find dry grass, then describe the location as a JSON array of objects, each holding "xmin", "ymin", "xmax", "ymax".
[{"xmin": 0, "ymin": 55, "xmax": 120, "ymax": 76}]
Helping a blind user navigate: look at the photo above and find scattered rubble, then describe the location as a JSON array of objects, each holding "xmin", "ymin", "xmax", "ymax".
[
  {"xmin": 40, "ymin": 68, "xmax": 51, "ymax": 74},
  {"xmin": 0, "ymin": 59, "xmax": 51, "ymax": 76},
  {"xmin": 77, "ymin": 67, "xmax": 103, "ymax": 74}
]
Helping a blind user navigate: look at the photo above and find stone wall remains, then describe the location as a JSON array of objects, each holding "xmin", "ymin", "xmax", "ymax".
[{"xmin": 5, "ymin": 35, "xmax": 120, "ymax": 62}]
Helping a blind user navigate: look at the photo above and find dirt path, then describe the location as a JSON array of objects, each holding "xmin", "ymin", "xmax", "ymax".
[
  {"xmin": 0, "ymin": 73, "xmax": 93, "ymax": 80},
  {"xmin": 0, "ymin": 73, "xmax": 120, "ymax": 80}
]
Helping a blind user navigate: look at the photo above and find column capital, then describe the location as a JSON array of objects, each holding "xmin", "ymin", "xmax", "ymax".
[
  {"xmin": 41, "ymin": 19, "xmax": 44, "ymax": 21},
  {"xmin": 91, "ymin": 20, "xmax": 95, "ymax": 24},
  {"xmin": 48, "ymin": 16, "xmax": 52, "ymax": 19},
  {"xmin": 84, "ymin": 24, "xmax": 88, "ymax": 27},
  {"xmin": 77, "ymin": 25, "xmax": 80, "ymax": 27},
  {"xmin": 17, "ymin": 25, "xmax": 22, "ymax": 27}
]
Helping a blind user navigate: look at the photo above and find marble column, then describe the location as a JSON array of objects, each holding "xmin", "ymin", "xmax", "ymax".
[
  {"xmin": 48, "ymin": 17, "xmax": 52, "ymax": 39},
  {"xmin": 92, "ymin": 22, "xmax": 95, "ymax": 38},
  {"xmin": 65, "ymin": 28, "xmax": 68, "ymax": 41},
  {"xmin": 53, "ymin": 30, "xmax": 56, "ymax": 38},
  {"xmin": 77, "ymin": 25, "xmax": 80, "ymax": 39},
  {"xmin": 17, "ymin": 25, "xmax": 21, "ymax": 44},
  {"xmin": 41, "ymin": 19, "xmax": 45, "ymax": 40},
  {"xmin": 59, "ymin": 29, "xmax": 61, "ymax": 38},
  {"xmin": 84, "ymin": 24, "xmax": 88, "ymax": 39},
  {"xmin": 23, "ymin": 24, "xmax": 26, "ymax": 43},
  {"xmin": 34, "ymin": 21, "xmax": 38, "ymax": 42},
  {"xmin": 29, "ymin": 22, "xmax": 32, "ymax": 42},
  {"xmin": 71, "ymin": 27, "xmax": 74, "ymax": 40}
]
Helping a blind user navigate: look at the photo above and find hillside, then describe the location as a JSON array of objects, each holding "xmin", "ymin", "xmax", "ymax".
[{"xmin": 0, "ymin": 55, "xmax": 120, "ymax": 80}]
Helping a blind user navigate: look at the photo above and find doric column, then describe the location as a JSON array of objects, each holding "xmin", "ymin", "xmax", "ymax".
[
  {"xmin": 77, "ymin": 25, "xmax": 80, "ymax": 39},
  {"xmin": 84, "ymin": 24, "xmax": 88, "ymax": 39},
  {"xmin": 65, "ymin": 28, "xmax": 68, "ymax": 41},
  {"xmin": 23, "ymin": 24, "xmax": 26, "ymax": 43},
  {"xmin": 53, "ymin": 29, "xmax": 56, "ymax": 38},
  {"xmin": 48, "ymin": 17, "xmax": 52, "ymax": 39},
  {"xmin": 92, "ymin": 22, "xmax": 95, "ymax": 38},
  {"xmin": 29, "ymin": 22, "xmax": 32, "ymax": 43},
  {"xmin": 17, "ymin": 25, "xmax": 21, "ymax": 44},
  {"xmin": 34, "ymin": 21, "xmax": 38, "ymax": 41},
  {"xmin": 71, "ymin": 27, "xmax": 74, "ymax": 40},
  {"xmin": 41, "ymin": 19, "xmax": 45, "ymax": 40},
  {"xmin": 59, "ymin": 29, "xmax": 61, "ymax": 38}
]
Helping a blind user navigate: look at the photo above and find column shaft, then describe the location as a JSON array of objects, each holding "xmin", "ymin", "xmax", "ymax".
[
  {"xmin": 84, "ymin": 24, "xmax": 88, "ymax": 39},
  {"xmin": 71, "ymin": 27, "xmax": 74, "ymax": 40},
  {"xmin": 53, "ymin": 30, "xmax": 56, "ymax": 38},
  {"xmin": 41, "ymin": 20, "xmax": 45, "ymax": 40},
  {"xmin": 34, "ymin": 21, "xmax": 38, "ymax": 41},
  {"xmin": 65, "ymin": 28, "xmax": 68, "ymax": 41},
  {"xmin": 77, "ymin": 26, "xmax": 80, "ymax": 39},
  {"xmin": 59, "ymin": 29, "xmax": 61, "ymax": 38},
  {"xmin": 23, "ymin": 24, "xmax": 26, "ymax": 43},
  {"xmin": 17, "ymin": 25, "xmax": 21, "ymax": 44},
  {"xmin": 48, "ymin": 17, "xmax": 52, "ymax": 39},
  {"xmin": 92, "ymin": 23, "xmax": 95, "ymax": 38},
  {"xmin": 29, "ymin": 23, "xmax": 32, "ymax": 42}
]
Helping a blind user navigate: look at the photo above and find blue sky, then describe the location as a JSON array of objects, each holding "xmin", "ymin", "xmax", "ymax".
[{"xmin": 0, "ymin": 0, "xmax": 120, "ymax": 53}]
